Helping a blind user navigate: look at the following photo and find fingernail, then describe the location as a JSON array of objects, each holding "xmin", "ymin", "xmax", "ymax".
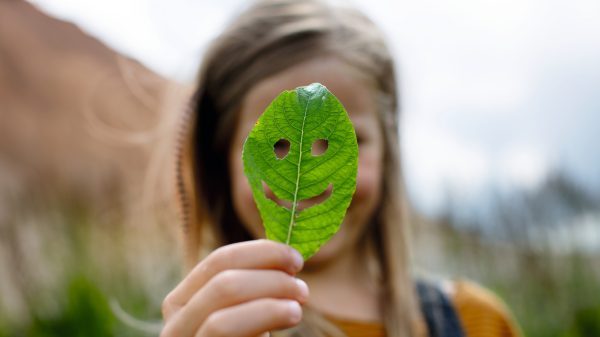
[
  {"xmin": 295, "ymin": 278, "xmax": 309, "ymax": 302},
  {"xmin": 287, "ymin": 300, "xmax": 302, "ymax": 323},
  {"xmin": 290, "ymin": 248, "xmax": 304, "ymax": 272}
]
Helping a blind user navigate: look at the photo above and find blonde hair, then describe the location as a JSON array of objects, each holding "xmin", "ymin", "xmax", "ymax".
[{"xmin": 175, "ymin": 0, "xmax": 418, "ymax": 336}]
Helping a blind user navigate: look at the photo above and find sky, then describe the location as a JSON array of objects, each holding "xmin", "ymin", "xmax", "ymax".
[{"xmin": 30, "ymin": 0, "xmax": 600, "ymax": 216}]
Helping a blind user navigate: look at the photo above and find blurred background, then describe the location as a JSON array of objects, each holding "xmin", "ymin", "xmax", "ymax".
[{"xmin": 1, "ymin": 0, "xmax": 599, "ymax": 336}]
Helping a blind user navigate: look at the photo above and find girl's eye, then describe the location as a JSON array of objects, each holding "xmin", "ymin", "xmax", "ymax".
[
  {"xmin": 274, "ymin": 139, "xmax": 290, "ymax": 159},
  {"xmin": 356, "ymin": 134, "xmax": 364, "ymax": 145},
  {"xmin": 311, "ymin": 139, "xmax": 328, "ymax": 156}
]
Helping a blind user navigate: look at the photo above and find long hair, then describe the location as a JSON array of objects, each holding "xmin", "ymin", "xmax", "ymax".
[{"xmin": 175, "ymin": 1, "xmax": 418, "ymax": 336}]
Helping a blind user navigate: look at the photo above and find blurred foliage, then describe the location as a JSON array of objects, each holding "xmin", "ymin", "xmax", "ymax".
[
  {"xmin": 426, "ymin": 170, "xmax": 600, "ymax": 337},
  {"xmin": 490, "ymin": 252, "xmax": 599, "ymax": 337},
  {"xmin": 0, "ymin": 192, "xmax": 179, "ymax": 337},
  {"xmin": 24, "ymin": 275, "xmax": 115, "ymax": 337},
  {"xmin": 564, "ymin": 304, "xmax": 600, "ymax": 337},
  {"xmin": 1, "ymin": 170, "xmax": 598, "ymax": 337}
]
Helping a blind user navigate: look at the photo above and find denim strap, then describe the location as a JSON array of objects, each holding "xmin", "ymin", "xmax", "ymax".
[{"xmin": 416, "ymin": 280, "xmax": 465, "ymax": 337}]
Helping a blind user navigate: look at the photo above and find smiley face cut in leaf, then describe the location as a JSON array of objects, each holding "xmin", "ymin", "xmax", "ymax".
[{"xmin": 242, "ymin": 83, "xmax": 358, "ymax": 260}]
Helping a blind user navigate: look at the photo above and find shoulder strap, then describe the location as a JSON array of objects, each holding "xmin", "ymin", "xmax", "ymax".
[{"xmin": 416, "ymin": 280, "xmax": 465, "ymax": 337}]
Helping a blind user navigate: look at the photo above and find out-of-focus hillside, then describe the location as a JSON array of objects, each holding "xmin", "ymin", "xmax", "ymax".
[{"xmin": 0, "ymin": 0, "xmax": 186, "ymax": 209}]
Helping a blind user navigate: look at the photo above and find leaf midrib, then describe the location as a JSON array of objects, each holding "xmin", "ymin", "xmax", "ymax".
[{"xmin": 286, "ymin": 93, "xmax": 311, "ymax": 245}]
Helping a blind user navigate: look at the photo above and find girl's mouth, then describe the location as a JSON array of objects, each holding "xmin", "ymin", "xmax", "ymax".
[{"xmin": 262, "ymin": 181, "xmax": 333, "ymax": 211}]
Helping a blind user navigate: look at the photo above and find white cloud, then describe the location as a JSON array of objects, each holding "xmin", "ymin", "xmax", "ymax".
[
  {"xmin": 402, "ymin": 121, "xmax": 491, "ymax": 211},
  {"xmin": 498, "ymin": 146, "xmax": 548, "ymax": 190}
]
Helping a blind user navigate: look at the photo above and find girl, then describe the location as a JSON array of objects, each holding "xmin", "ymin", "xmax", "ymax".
[{"xmin": 161, "ymin": 0, "xmax": 522, "ymax": 336}]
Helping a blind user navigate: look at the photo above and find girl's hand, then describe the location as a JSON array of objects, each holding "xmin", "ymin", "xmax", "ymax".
[{"xmin": 160, "ymin": 239, "xmax": 308, "ymax": 337}]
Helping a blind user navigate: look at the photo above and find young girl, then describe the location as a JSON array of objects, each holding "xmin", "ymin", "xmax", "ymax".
[{"xmin": 160, "ymin": 0, "xmax": 522, "ymax": 336}]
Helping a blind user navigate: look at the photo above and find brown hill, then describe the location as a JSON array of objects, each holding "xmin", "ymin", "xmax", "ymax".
[{"xmin": 0, "ymin": 0, "xmax": 186, "ymax": 213}]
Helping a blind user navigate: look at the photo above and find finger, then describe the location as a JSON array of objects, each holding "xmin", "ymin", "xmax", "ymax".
[
  {"xmin": 196, "ymin": 299, "xmax": 302, "ymax": 337},
  {"xmin": 164, "ymin": 240, "xmax": 303, "ymax": 314},
  {"xmin": 166, "ymin": 270, "xmax": 308, "ymax": 337}
]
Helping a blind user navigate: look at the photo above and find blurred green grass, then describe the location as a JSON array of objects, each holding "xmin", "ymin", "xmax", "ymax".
[
  {"xmin": 413, "ymin": 172, "xmax": 600, "ymax": 337},
  {"xmin": 0, "ymin": 194, "xmax": 179, "ymax": 337},
  {"xmin": 424, "ymin": 224, "xmax": 600, "ymax": 337},
  {"xmin": 23, "ymin": 275, "xmax": 115, "ymax": 337},
  {"xmin": 1, "ymin": 173, "xmax": 599, "ymax": 337}
]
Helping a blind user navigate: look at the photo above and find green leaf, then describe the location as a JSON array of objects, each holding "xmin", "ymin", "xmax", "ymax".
[{"xmin": 242, "ymin": 83, "xmax": 358, "ymax": 260}]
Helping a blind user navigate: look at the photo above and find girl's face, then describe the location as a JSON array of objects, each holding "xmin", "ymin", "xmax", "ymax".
[{"xmin": 228, "ymin": 56, "xmax": 384, "ymax": 265}]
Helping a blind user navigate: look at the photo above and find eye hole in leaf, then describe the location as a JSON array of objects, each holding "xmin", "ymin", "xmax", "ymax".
[
  {"xmin": 242, "ymin": 83, "xmax": 358, "ymax": 260},
  {"xmin": 273, "ymin": 138, "xmax": 290, "ymax": 159},
  {"xmin": 311, "ymin": 139, "xmax": 328, "ymax": 156}
]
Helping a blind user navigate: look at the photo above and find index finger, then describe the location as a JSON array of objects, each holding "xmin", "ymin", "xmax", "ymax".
[{"xmin": 165, "ymin": 240, "xmax": 303, "ymax": 308}]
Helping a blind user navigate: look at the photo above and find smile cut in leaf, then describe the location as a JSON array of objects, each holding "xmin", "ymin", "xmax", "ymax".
[{"xmin": 242, "ymin": 83, "xmax": 358, "ymax": 260}]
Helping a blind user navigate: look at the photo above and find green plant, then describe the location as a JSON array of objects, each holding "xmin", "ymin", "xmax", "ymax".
[{"xmin": 25, "ymin": 274, "xmax": 115, "ymax": 337}]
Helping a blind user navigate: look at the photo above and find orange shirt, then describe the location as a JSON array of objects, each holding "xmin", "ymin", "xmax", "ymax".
[{"xmin": 326, "ymin": 280, "xmax": 523, "ymax": 337}]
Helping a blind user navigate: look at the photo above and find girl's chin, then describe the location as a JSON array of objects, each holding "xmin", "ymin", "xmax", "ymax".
[
  {"xmin": 303, "ymin": 229, "xmax": 348, "ymax": 268},
  {"xmin": 246, "ymin": 219, "xmax": 361, "ymax": 269}
]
